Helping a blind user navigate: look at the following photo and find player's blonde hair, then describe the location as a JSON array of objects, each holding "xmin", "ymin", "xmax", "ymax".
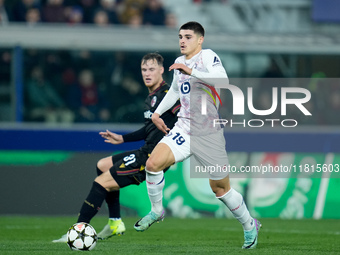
[{"xmin": 141, "ymin": 52, "xmax": 164, "ymax": 66}]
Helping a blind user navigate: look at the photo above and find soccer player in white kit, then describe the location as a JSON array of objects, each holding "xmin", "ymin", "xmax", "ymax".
[{"xmin": 134, "ymin": 21, "xmax": 261, "ymax": 249}]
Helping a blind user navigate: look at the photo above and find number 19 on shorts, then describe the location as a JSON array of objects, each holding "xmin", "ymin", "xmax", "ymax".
[{"xmin": 171, "ymin": 132, "xmax": 186, "ymax": 145}]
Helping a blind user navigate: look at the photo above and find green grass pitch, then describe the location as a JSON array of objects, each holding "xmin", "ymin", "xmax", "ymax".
[{"xmin": 1, "ymin": 216, "xmax": 339, "ymax": 254}]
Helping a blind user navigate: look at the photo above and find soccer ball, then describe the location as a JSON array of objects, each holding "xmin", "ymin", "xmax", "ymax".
[{"xmin": 66, "ymin": 222, "xmax": 97, "ymax": 251}]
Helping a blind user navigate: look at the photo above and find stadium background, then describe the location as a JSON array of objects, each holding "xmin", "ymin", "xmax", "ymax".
[{"xmin": 0, "ymin": 0, "xmax": 340, "ymax": 221}]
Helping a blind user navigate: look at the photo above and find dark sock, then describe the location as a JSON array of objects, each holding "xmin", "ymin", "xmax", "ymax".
[
  {"xmin": 106, "ymin": 190, "xmax": 121, "ymax": 219},
  {"xmin": 77, "ymin": 182, "xmax": 107, "ymax": 223}
]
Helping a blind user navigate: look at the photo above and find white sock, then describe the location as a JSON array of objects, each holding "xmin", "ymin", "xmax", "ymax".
[
  {"xmin": 146, "ymin": 169, "xmax": 164, "ymax": 215},
  {"xmin": 109, "ymin": 218, "xmax": 121, "ymax": 221},
  {"xmin": 217, "ymin": 188, "xmax": 254, "ymax": 231}
]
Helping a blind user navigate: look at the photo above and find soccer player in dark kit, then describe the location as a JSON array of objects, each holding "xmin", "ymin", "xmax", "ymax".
[{"xmin": 53, "ymin": 52, "xmax": 180, "ymax": 242}]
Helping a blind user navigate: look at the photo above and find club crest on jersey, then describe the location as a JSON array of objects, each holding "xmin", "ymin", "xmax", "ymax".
[
  {"xmin": 213, "ymin": 56, "xmax": 221, "ymax": 66},
  {"xmin": 151, "ymin": 96, "xmax": 157, "ymax": 107},
  {"xmin": 144, "ymin": 110, "xmax": 153, "ymax": 119}
]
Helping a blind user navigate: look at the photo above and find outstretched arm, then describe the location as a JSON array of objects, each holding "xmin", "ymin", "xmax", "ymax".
[
  {"xmin": 100, "ymin": 126, "xmax": 147, "ymax": 144},
  {"xmin": 99, "ymin": 130, "xmax": 124, "ymax": 144}
]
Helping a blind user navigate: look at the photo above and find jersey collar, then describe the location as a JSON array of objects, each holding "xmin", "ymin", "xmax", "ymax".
[{"xmin": 149, "ymin": 81, "xmax": 166, "ymax": 96}]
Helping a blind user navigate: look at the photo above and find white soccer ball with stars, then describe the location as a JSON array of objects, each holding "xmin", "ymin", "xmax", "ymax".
[{"xmin": 66, "ymin": 222, "xmax": 97, "ymax": 251}]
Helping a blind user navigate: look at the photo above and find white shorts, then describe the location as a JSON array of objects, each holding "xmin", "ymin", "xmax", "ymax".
[{"xmin": 159, "ymin": 125, "xmax": 229, "ymax": 180}]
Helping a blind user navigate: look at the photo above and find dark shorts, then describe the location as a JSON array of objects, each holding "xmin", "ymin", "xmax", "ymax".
[
  {"xmin": 110, "ymin": 149, "xmax": 149, "ymax": 188},
  {"xmin": 110, "ymin": 148, "xmax": 170, "ymax": 188}
]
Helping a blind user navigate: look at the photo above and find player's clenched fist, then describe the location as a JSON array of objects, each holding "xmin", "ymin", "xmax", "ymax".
[{"xmin": 169, "ymin": 63, "xmax": 192, "ymax": 75}]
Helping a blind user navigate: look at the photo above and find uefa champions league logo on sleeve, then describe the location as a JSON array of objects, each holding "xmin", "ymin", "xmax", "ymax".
[{"xmin": 201, "ymin": 78, "xmax": 312, "ymax": 128}]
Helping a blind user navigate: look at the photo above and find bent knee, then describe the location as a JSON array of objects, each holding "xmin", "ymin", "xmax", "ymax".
[
  {"xmin": 97, "ymin": 157, "xmax": 112, "ymax": 173},
  {"xmin": 96, "ymin": 160, "xmax": 105, "ymax": 174},
  {"xmin": 95, "ymin": 173, "xmax": 119, "ymax": 192},
  {"xmin": 146, "ymin": 157, "xmax": 161, "ymax": 173}
]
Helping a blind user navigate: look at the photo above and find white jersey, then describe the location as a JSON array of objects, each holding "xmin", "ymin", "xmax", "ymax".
[{"xmin": 156, "ymin": 49, "xmax": 228, "ymax": 136}]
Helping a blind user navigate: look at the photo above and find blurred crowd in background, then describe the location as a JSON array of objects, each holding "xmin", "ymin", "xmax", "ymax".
[
  {"xmin": 0, "ymin": 0, "xmax": 179, "ymax": 28},
  {"xmin": 1, "ymin": 47, "xmax": 339, "ymax": 126},
  {"xmin": 0, "ymin": 48, "xmax": 178, "ymax": 123},
  {"xmin": 0, "ymin": 0, "xmax": 180, "ymax": 123},
  {"xmin": 0, "ymin": 0, "xmax": 339, "ymax": 126}
]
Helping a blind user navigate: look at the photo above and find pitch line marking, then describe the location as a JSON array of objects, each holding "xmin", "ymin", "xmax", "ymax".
[{"xmin": 313, "ymin": 153, "xmax": 334, "ymax": 219}]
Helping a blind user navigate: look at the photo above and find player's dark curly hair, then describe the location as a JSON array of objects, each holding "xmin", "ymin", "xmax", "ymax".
[
  {"xmin": 180, "ymin": 21, "xmax": 205, "ymax": 37},
  {"xmin": 141, "ymin": 52, "xmax": 164, "ymax": 66}
]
